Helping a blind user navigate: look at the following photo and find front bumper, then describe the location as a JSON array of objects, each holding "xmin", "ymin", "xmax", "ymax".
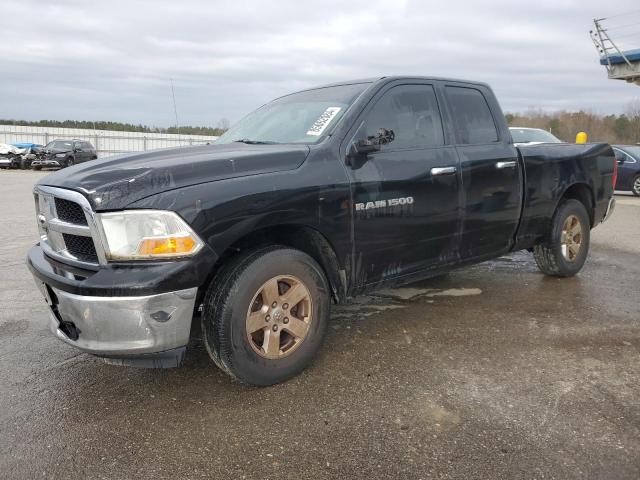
[
  {"xmin": 32, "ymin": 159, "xmax": 61, "ymax": 168},
  {"xmin": 27, "ymin": 244, "xmax": 212, "ymax": 368},
  {"xmin": 34, "ymin": 279, "xmax": 197, "ymax": 365},
  {"xmin": 35, "ymin": 280, "xmax": 197, "ymax": 356}
]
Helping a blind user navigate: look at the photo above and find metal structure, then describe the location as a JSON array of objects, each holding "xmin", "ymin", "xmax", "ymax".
[
  {"xmin": 591, "ymin": 13, "xmax": 640, "ymax": 86},
  {"xmin": 0, "ymin": 124, "xmax": 218, "ymax": 158}
]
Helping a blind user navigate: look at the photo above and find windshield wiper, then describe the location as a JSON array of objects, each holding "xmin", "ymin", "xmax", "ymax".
[{"xmin": 232, "ymin": 139, "xmax": 280, "ymax": 145}]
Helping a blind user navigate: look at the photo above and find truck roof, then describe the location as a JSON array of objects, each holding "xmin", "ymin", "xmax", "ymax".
[
  {"xmin": 275, "ymin": 76, "xmax": 493, "ymax": 103},
  {"xmin": 293, "ymin": 75, "xmax": 492, "ymax": 93}
]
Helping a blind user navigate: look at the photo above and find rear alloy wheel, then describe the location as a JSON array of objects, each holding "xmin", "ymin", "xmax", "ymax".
[
  {"xmin": 633, "ymin": 175, "xmax": 640, "ymax": 197},
  {"xmin": 202, "ymin": 246, "xmax": 329, "ymax": 386},
  {"xmin": 533, "ymin": 199, "xmax": 590, "ymax": 277},
  {"xmin": 560, "ymin": 215, "xmax": 583, "ymax": 262}
]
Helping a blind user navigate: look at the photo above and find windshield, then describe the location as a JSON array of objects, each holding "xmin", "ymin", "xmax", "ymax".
[
  {"xmin": 216, "ymin": 83, "xmax": 370, "ymax": 145},
  {"xmin": 510, "ymin": 128, "xmax": 562, "ymax": 144},
  {"xmin": 621, "ymin": 146, "xmax": 640, "ymax": 158},
  {"xmin": 46, "ymin": 140, "xmax": 73, "ymax": 150}
]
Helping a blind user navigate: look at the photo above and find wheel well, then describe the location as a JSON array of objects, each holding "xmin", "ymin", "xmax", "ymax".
[
  {"xmin": 206, "ymin": 225, "xmax": 347, "ymax": 304},
  {"xmin": 561, "ymin": 183, "xmax": 595, "ymax": 226}
]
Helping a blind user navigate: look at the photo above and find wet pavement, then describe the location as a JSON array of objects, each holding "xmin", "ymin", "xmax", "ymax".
[{"xmin": 1, "ymin": 170, "xmax": 639, "ymax": 479}]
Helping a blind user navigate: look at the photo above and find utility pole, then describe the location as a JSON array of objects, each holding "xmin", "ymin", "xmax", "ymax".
[{"xmin": 170, "ymin": 79, "xmax": 180, "ymax": 137}]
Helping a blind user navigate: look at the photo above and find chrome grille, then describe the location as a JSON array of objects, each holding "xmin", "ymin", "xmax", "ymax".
[
  {"xmin": 54, "ymin": 198, "xmax": 88, "ymax": 225},
  {"xmin": 34, "ymin": 186, "xmax": 106, "ymax": 268},
  {"xmin": 62, "ymin": 234, "xmax": 98, "ymax": 263}
]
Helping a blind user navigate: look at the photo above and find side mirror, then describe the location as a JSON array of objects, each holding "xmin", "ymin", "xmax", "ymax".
[{"xmin": 348, "ymin": 128, "xmax": 395, "ymax": 157}]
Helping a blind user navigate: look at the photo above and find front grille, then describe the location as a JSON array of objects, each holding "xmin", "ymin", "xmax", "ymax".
[
  {"xmin": 62, "ymin": 233, "xmax": 98, "ymax": 263},
  {"xmin": 35, "ymin": 186, "xmax": 103, "ymax": 266},
  {"xmin": 55, "ymin": 198, "xmax": 88, "ymax": 225}
]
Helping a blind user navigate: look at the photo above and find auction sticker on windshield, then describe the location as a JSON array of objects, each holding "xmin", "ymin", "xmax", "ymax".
[{"xmin": 307, "ymin": 107, "xmax": 342, "ymax": 136}]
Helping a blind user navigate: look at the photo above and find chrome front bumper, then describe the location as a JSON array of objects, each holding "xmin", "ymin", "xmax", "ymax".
[
  {"xmin": 35, "ymin": 281, "xmax": 197, "ymax": 359},
  {"xmin": 31, "ymin": 159, "xmax": 61, "ymax": 168}
]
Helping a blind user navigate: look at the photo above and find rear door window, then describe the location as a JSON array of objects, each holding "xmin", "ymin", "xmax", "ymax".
[{"xmin": 446, "ymin": 86, "xmax": 498, "ymax": 144}]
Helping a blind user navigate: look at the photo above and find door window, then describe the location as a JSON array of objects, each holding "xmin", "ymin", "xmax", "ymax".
[
  {"xmin": 363, "ymin": 85, "xmax": 445, "ymax": 150},
  {"xmin": 446, "ymin": 86, "xmax": 498, "ymax": 144},
  {"xmin": 614, "ymin": 148, "xmax": 635, "ymax": 164}
]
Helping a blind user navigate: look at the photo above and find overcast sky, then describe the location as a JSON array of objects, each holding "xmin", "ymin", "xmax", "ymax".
[{"xmin": 1, "ymin": 0, "xmax": 639, "ymax": 127}]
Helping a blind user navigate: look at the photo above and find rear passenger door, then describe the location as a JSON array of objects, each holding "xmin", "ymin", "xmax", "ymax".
[
  {"xmin": 83, "ymin": 142, "xmax": 96, "ymax": 161},
  {"xmin": 613, "ymin": 147, "xmax": 636, "ymax": 189},
  {"xmin": 345, "ymin": 81, "xmax": 462, "ymax": 285},
  {"xmin": 443, "ymin": 84, "xmax": 522, "ymax": 259},
  {"xmin": 72, "ymin": 141, "xmax": 85, "ymax": 163}
]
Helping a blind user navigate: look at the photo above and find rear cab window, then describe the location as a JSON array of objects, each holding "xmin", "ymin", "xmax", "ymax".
[{"xmin": 445, "ymin": 86, "xmax": 498, "ymax": 144}]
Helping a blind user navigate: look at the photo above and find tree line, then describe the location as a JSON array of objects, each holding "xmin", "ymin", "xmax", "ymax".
[
  {"xmin": 3, "ymin": 104, "xmax": 640, "ymax": 145},
  {"xmin": 0, "ymin": 119, "xmax": 230, "ymax": 136},
  {"xmin": 505, "ymin": 101, "xmax": 640, "ymax": 145}
]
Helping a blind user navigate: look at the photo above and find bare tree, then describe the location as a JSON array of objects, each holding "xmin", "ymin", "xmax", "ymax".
[{"xmin": 625, "ymin": 99, "xmax": 640, "ymax": 144}]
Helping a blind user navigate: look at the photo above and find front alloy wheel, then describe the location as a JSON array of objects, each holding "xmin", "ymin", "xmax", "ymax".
[
  {"xmin": 202, "ymin": 246, "xmax": 329, "ymax": 386},
  {"xmin": 246, "ymin": 275, "xmax": 313, "ymax": 359}
]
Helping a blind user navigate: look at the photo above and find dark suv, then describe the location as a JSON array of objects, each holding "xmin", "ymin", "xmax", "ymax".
[{"xmin": 32, "ymin": 139, "xmax": 97, "ymax": 170}]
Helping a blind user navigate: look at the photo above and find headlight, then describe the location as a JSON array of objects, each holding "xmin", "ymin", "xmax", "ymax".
[
  {"xmin": 96, "ymin": 210, "xmax": 204, "ymax": 260},
  {"xmin": 55, "ymin": 153, "xmax": 66, "ymax": 158}
]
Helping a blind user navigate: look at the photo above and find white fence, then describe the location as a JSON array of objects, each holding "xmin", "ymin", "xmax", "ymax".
[{"xmin": 0, "ymin": 125, "xmax": 219, "ymax": 158}]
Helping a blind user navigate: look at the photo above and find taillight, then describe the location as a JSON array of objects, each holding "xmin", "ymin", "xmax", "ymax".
[{"xmin": 612, "ymin": 157, "xmax": 618, "ymax": 189}]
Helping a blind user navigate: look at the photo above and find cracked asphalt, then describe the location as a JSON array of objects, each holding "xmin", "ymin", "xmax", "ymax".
[{"xmin": 1, "ymin": 170, "xmax": 639, "ymax": 479}]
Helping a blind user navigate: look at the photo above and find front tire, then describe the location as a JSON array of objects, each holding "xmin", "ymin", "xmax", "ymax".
[
  {"xmin": 533, "ymin": 199, "xmax": 590, "ymax": 277},
  {"xmin": 202, "ymin": 246, "xmax": 330, "ymax": 386}
]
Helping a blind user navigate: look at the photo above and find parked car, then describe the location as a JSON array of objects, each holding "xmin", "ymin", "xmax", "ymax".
[
  {"xmin": 27, "ymin": 76, "xmax": 616, "ymax": 386},
  {"xmin": 613, "ymin": 145, "xmax": 640, "ymax": 196},
  {"xmin": 0, "ymin": 143, "xmax": 27, "ymax": 169},
  {"xmin": 31, "ymin": 139, "xmax": 97, "ymax": 170},
  {"xmin": 509, "ymin": 127, "xmax": 563, "ymax": 145},
  {"xmin": 11, "ymin": 143, "xmax": 43, "ymax": 169}
]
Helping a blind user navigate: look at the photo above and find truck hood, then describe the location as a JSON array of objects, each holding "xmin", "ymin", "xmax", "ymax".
[{"xmin": 37, "ymin": 143, "xmax": 310, "ymax": 210}]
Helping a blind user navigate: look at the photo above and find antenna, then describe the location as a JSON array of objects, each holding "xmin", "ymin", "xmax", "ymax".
[{"xmin": 170, "ymin": 78, "xmax": 180, "ymax": 136}]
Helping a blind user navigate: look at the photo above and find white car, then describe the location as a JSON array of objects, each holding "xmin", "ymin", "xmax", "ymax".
[
  {"xmin": 509, "ymin": 127, "xmax": 563, "ymax": 146},
  {"xmin": 0, "ymin": 143, "xmax": 26, "ymax": 169}
]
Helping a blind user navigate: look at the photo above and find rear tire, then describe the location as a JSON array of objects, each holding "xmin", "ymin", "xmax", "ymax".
[
  {"xmin": 201, "ymin": 246, "xmax": 330, "ymax": 386},
  {"xmin": 632, "ymin": 175, "xmax": 640, "ymax": 197},
  {"xmin": 533, "ymin": 199, "xmax": 590, "ymax": 277},
  {"xmin": 33, "ymin": 166, "xmax": 42, "ymax": 171}
]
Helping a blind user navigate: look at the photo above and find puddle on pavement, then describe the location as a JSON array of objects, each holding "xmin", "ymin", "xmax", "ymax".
[{"xmin": 331, "ymin": 286, "xmax": 483, "ymax": 322}]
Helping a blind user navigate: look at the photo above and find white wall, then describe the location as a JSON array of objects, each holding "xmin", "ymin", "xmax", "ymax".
[{"xmin": 0, "ymin": 125, "xmax": 218, "ymax": 158}]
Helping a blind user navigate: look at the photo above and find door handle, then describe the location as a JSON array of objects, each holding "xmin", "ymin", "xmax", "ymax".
[
  {"xmin": 496, "ymin": 161, "xmax": 517, "ymax": 169},
  {"xmin": 430, "ymin": 166, "xmax": 457, "ymax": 176}
]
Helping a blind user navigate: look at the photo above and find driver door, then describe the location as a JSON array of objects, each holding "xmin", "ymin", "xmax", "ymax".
[{"xmin": 344, "ymin": 82, "xmax": 462, "ymax": 286}]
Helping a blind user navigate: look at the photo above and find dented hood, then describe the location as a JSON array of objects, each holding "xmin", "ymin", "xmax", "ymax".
[{"xmin": 37, "ymin": 143, "xmax": 310, "ymax": 210}]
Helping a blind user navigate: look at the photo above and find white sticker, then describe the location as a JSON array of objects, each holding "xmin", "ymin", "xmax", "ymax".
[{"xmin": 306, "ymin": 107, "xmax": 342, "ymax": 136}]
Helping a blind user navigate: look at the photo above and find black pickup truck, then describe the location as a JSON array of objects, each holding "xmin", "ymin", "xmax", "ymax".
[{"xmin": 27, "ymin": 76, "xmax": 616, "ymax": 385}]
